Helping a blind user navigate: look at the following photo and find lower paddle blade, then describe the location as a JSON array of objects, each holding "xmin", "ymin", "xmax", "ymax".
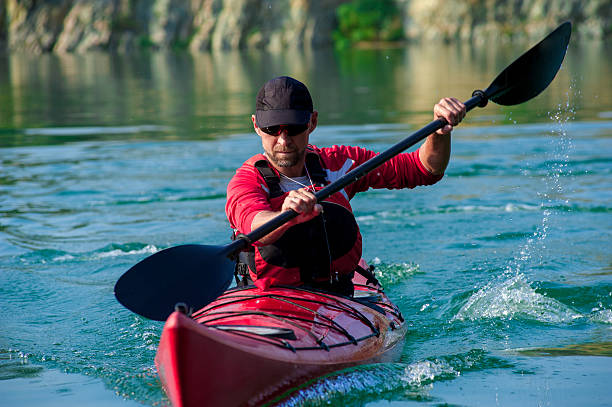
[
  {"xmin": 114, "ymin": 244, "xmax": 235, "ymax": 321},
  {"xmin": 485, "ymin": 21, "xmax": 572, "ymax": 106}
]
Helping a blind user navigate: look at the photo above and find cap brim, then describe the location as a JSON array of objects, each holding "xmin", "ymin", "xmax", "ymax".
[{"xmin": 256, "ymin": 109, "xmax": 311, "ymax": 128}]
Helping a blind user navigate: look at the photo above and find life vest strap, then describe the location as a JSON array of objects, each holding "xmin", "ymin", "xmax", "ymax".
[
  {"xmin": 304, "ymin": 153, "xmax": 328, "ymax": 187},
  {"xmin": 254, "ymin": 160, "xmax": 283, "ymax": 198}
]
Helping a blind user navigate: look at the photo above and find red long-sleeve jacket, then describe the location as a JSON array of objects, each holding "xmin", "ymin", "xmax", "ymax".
[{"xmin": 226, "ymin": 144, "xmax": 443, "ymax": 289}]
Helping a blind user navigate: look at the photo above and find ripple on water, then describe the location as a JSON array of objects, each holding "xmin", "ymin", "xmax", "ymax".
[
  {"xmin": 6, "ymin": 313, "xmax": 166, "ymax": 405},
  {"xmin": 0, "ymin": 350, "xmax": 44, "ymax": 381}
]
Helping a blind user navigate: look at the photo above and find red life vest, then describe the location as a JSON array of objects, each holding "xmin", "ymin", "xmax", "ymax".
[{"xmin": 238, "ymin": 151, "xmax": 362, "ymax": 292}]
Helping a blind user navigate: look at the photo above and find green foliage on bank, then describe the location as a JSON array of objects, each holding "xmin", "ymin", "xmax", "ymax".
[{"xmin": 333, "ymin": 0, "xmax": 404, "ymax": 49}]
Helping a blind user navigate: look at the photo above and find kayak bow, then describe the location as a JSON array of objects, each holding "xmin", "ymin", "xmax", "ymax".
[{"xmin": 155, "ymin": 274, "xmax": 405, "ymax": 407}]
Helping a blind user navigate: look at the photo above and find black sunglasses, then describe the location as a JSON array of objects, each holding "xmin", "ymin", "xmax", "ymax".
[{"xmin": 260, "ymin": 124, "xmax": 309, "ymax": 137}]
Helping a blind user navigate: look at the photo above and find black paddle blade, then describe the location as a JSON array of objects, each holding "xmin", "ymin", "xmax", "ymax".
[
  {"xmin": 114, "ymin": 244, "xmax": 235, "ymax": 321},
  {"xmin": 485, "ymin": 21, "xmax": 571, "ymax": 106}
]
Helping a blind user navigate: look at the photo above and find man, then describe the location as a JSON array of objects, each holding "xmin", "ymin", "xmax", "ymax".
[{"xmin": 226, "ymin": 76, "xmax": 465, "ymax": 294}]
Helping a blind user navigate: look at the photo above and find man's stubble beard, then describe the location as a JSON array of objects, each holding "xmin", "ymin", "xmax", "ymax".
[{"xmin": 266, "ymin": 148, "xmax": 306, "ymax": 168}]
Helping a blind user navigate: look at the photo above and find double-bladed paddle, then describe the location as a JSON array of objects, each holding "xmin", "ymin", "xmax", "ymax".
[{"xmin": 115, "ymin": 21, "xmax": 572, "ymax": 321}]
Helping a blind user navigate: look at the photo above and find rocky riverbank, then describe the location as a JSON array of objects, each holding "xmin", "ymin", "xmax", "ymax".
[{"xmin": 1, "ymin": 0, "xmax": 610, "ymax": 53}]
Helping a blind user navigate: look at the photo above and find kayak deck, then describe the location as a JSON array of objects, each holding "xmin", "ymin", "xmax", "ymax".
[
  {"xmin": 195, "ymin": 284, "xmax": 402, "ymax": 356},
  {"xmin": 155, "ymin": 277, "xmax": 405, "ymax": 406}
]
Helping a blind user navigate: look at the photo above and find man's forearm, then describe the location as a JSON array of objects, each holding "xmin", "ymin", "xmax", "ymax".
[
  {"xmin": 250, "ymin": 211, "xmax": 295, "ymax": 245},
  {"xmin": 419, "ymin": 133, "xmax": 451, "ymax": 175}
]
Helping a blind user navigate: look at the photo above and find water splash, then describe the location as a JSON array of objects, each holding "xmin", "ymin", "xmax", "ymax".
[
  {"xmin": 453, "ymin": 87, "xmax": 579, "ymax": 323},
  {"xmin": 509, "ymin": 85, "xmax": 576, "ymax": 277},
  {"xmin": 401, "ymin": 359, "xmax": 459, "ymax": 386},
  {"xmin": 452, "ymin": 273, "xmax": 582, "ymax": 323}
]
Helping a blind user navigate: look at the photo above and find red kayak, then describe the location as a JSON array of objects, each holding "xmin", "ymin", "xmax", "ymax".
[{"xmin": 155, "ymin": 273, "xmax": 406, "ymax": 406}]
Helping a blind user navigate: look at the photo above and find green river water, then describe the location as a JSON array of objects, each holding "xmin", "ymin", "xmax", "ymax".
[{"xmin": 0, "ymin": 39, "xmax": 611, "ymax": 406}]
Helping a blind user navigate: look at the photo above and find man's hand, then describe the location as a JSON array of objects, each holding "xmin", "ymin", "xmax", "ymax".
[
  {"xmin": 418, "ymin": 97, "xmax": 466, "ymax": 175},
  {"xmin": 251, "ymin": 187, "xmax": 322, "ymax": 245},
  {"xmin": 282, "ymin": 188, "xmax": 322, "ymax": 225},
  {"xmin": 434, "ymin": 97, "xmax": 466, "ymax": 135}
]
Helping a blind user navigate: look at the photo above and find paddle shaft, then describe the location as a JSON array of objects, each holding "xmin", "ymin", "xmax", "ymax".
[{"xmin": 223, "ymin": 92, "xmax": 486, "ymax": 256}]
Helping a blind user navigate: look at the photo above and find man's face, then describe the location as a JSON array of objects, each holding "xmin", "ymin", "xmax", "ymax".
[{"xmin": 253, "ymin": 112, "xmax": 317, "ymax": 172}]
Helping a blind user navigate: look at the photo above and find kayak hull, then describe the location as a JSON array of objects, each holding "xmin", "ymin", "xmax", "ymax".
[{"xmin": 155, "ymin": 278, "xmax": 405, "ymax": 406}]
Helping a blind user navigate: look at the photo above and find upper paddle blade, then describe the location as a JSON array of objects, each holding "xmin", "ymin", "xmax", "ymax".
[
  {"xmin": 114, "ymin": 244, "xmax": 235, "ymax": 321},
  {"xmin": 485, "ymin": 21, "xmax": 572, "ymax": 106}
]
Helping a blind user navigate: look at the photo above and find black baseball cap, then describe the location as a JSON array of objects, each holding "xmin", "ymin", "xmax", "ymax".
[{"xmin": 255, "ymin": 76, "xmax": 313, "ymax": 128}]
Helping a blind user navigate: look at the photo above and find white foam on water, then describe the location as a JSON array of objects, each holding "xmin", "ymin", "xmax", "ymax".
[
  {"xmin": 443, "ymin": 203, "xmax": 541, "ymax": 214},
  {"xmin": 590, "ymin": 309, "xmax": 612, "ymax": 325},
  {"xmin": 93, "ymin": 244, "xmax": 159, "ymax": 259},
  {"xmin": 503, "ymin": 203, "xmax": 539, "ymax": 212},
  {"xmin": 355, "ymin": 215, "xmax": 377, "ymax": 222},
  {"xmin": 372, "ymin": 261, "xmax": 421, "ymax": 286},
  {"xmin": 43, "ymin": 245, "xmax": 159, "ymax": 263},
  {"xmin": 401, "ymin": 359, "xmax": 459, "ymax": 386},
  {"xmin": 52, "ymin": 254, "xmax": 76, "ymax": 262},
  {"xmin": 356, "ymin": 204, "xmax": 541, "ymax": 222}
]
